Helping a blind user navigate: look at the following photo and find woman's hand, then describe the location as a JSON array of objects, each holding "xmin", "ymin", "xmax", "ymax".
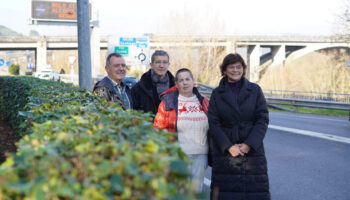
[
  {"xmin": 238, "ymin": 143, "xmax": 251, "ymax": 154},
  {"xmin": 228, "ymin": 144, "xmax": 244, "ymax": 157}
]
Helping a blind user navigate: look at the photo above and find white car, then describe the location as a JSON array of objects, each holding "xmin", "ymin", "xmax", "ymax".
[{"xmin": 34, "ymin": 69, "xmax": 60, "ymax": 81}]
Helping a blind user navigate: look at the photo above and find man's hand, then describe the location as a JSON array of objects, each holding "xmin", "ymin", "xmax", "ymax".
[{"xmin": 228, "ymin": 144, "xmax": 244, "ymax": 157}]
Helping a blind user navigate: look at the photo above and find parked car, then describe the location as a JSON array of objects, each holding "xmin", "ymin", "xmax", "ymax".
[
  {"xmin": 122, "ymin": 76, "xmax": 138, "ymax": 88},
  {"xmin": 34, "ymin": 69, "xmax": 60, "ymax": 81},
  {"xmin": 93, "ymin": 75, "xmax": 138, "ymax": 88}
]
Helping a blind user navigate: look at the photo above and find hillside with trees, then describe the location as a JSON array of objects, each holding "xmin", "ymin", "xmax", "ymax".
[
  {"xmin": 0, "ymin": 25, "xmax": 22, "ymax": 36},
  {"xmin": 258, "ymin": 48, "xmax": 350, "ymax": 94}
]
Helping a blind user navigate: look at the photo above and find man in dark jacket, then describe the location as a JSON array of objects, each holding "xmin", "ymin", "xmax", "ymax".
[
  {"xmin": 131, "ymin": 50, "xmax": 175, "ymax": 115},
  {"xmin": 93, "ymin": 53, "xmax": 132, "ymax": 110}
]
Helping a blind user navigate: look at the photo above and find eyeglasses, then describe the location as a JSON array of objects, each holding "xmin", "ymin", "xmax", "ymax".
[
  {"xmin": 227, "ymin": 64, "xmax": 243, "ymax": 70},
  {"xmin": 153, "ymin": 61, "xmax": 169, "ymax": 65}
]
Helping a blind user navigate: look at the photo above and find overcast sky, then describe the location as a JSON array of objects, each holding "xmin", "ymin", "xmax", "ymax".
[{"xmin": 0, "ymin": 0, "xmax": 346, "ymax": 36}]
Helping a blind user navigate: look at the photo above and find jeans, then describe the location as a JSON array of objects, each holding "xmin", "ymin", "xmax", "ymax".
[{"xmin": 187, "ymin": 154, "xmax": 208, "ymax": 192}]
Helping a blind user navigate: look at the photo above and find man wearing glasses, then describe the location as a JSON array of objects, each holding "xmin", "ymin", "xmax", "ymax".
[
  {"xmin": 131, "ymin": 50, "xmax": 175, "ymax": 115},
  {"xmin": 93, "ymin": 53, "xmax": 132, "ymax": 110}
]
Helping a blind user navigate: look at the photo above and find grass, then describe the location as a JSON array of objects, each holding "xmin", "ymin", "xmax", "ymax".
[{"xmin": 269, "ymin": 104, "xmax": 350, "ymax": 117}]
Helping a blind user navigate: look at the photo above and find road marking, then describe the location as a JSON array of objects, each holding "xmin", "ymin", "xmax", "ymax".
[
  {"xmin": 269, "ymin": 125, "xmax": 350, "ymax": 144},
  {"xmin": 204, "ymin": 177, "xmax": 211, "ymax": 186},
  {"xmin": 204, "ymin": 125, "xmax": 350, "ymax": 188}
]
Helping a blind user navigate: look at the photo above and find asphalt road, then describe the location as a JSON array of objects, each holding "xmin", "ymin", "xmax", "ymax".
[{"xmin": 203, "ymin": 111, "xmax": 350, "ymax": 200}]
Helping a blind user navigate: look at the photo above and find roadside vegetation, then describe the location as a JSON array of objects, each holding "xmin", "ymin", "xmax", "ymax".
[
  {"xmin": 269, "ymin": 104, "xmax": 349, "ymax": 117},
  {"xmin": 258, "ymin": 49, "xmax": 350, "ymax": 95},
  {"xmin": 0, "ymin": 76, "xmax": 200, "ymax": 199}
]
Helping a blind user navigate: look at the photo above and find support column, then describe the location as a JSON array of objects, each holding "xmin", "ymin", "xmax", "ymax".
[
  {"xmin": 36, "ymin": 38, "xmax": 47, "ymax": 72},
  {"xmin": 247, "ymin": 45, "xmax": 260, "ymax": 82},
  {"xmin": 226, "ymin": 41, "xmax": 236, "ymax": 55},
  {"xmin": 271, "ymin": 45, "xmax": 285, "ymax": 66},
  {"xmin": 90, "ymin": 24, "xmax": 101, "ymax": 78}
]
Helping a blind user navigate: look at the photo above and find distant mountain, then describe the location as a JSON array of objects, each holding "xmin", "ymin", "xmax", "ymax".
[{"xmin": 0, "ymin": 25, "xmax": 22, "ymax": 36}]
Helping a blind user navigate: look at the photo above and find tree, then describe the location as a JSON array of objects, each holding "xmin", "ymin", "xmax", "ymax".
[
  {"xmin": 152, "ymin": 5, "xmax": 230, "ymax": 85},
  {"xmin": 29, "ymin": 29, "xmax": 40, "ymax": 36},
  {"xmin": 332, "ymin": 0, "xmax": 350, "ymax": 40},
  {"xmin": 9, "ymin": 64, "xmax": 20, "ymax": 75}
]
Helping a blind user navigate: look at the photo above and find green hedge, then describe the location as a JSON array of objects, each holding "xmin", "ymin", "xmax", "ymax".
[{"xmin": 0, "ymin": 76, "xmax": 200, "ymax": 199}]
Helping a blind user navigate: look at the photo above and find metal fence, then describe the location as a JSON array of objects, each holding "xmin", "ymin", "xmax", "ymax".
[
  {"xmin": 194, "ymin": 82, "xmax": 350, "ymax": 111},
  {"xmin": 263, "ymin": 90, "xmax": 350, "ymax": 103}
]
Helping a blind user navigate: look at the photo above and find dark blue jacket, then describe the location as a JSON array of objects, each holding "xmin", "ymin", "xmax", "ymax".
[
  {"xmin": 131, "ymin": 69, "xmax": 175, "ymax": 115},
  {"xmin": 208, "ymin": 77, "xmax": 270, "ymax": 200},
  {"xmin": 93, "ymin": 77, "xmax": 132, "ymax": 110}
]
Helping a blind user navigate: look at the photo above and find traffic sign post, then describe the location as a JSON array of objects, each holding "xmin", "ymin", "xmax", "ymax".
[{"xmin": 68, "ymin": 55, "xmax": 77, "ymax": 75}]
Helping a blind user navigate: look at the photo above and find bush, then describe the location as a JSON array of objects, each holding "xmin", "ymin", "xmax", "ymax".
[
  {"xmin": 8, "ymin": 64, "xmax": 20, "ymax": 75},
  {"xmin": 0, "ymin": 76, "xmax": 199, "ymax": 199}
]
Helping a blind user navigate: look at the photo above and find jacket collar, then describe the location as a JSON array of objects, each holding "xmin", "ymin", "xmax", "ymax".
[
  {"xmin": 217, "ymin": 77, "xmax": 251, "ymax": 119},
  {"xmin": 95, "ymin": 76, "xmax": 117, "ymax": 94},
  {"xmin": 237, "ymin": 77, "xmax": 252, "ymax": 106},
  {"xmin": 139, "ymin": 69, "xmax": 175, "ymax": 97},
  {"xmin": 160, "ymin": 86, "xmax": 204, "ymax": 111}
]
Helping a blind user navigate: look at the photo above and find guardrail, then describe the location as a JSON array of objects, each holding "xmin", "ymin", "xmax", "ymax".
[
  {"xmin": 194, "ymin": 82, "xmax": 350, "ymax": 111},
  {"xmin": 263, "ymin": 89, "xmax": 350, "ymax": 103},
  {"xmin": 266, "ymin": 97, "xmax": 350, "ymax": 110}
]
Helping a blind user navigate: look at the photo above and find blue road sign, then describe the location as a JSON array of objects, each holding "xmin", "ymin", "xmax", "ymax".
[
  {"xmin": 120, "ymin": 37, "xmax": 136, "ymax": 46},
  {"xmin": 6, "ymin": 61, "xmax": 11, "ymax": 66},
  {"xmin": 347, "ymin": 59, "xmax": 350, "ymax": 67},
  {"xmin": 0, "ymin": 59, "xmax": 4, "ymax": 66},
  {"xmin": 36, "ymin": 4, "xmax": 45, "ymax": 16}
]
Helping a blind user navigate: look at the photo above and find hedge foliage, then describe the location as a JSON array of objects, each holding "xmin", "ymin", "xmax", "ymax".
[{"xmin": 0, "ymin": 76, "xmax": 201, "ymax": 199}]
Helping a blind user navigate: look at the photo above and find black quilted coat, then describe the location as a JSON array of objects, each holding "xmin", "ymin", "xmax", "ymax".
[{"xmin": 208, "ymin": 77, "xmax": 270, "ymax": 200}]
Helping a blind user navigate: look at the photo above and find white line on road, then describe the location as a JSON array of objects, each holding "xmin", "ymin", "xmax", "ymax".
[
  {"xmin": 269, "ymin": 125, "xmax": 350, "ymax": 144},
  {"xmin": 204, "ymin": 125, "xmax": 350, "ymax": 188}
]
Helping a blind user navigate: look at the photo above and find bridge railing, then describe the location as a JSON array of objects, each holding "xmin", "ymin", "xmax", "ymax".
[
  {"xmin": 263, "ymin": 90, "xmax": 350, "ymax": 103},
  {"xmin": 194, "ymin": 82, "xmax": 350, "ymax": 111}
]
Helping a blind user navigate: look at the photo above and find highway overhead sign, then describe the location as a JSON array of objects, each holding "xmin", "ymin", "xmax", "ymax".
[{"xmin": 30, "ymin": 1, "xmax": 91, "ymax": 23}]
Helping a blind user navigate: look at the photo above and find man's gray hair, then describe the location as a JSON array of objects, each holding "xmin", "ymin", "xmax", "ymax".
[
  {"xmin": 151, "ymin": 50, "xmax": 169, "ymax": 63},
  {"xmin": 106, "ymin": 53, "xmax": 123, "ymax": 67}
]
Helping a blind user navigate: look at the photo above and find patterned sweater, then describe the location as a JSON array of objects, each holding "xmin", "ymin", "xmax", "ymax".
[{"xmin": 177, "ymin": 94, "xmax": 209, "ymax": 155}]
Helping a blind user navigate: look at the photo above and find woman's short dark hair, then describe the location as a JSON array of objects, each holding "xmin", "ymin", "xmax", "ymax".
[
  {"xmin": 175, "ymin": 68, "xmax": 194, "ymax": 82},
  {"xmin": 220, "ymin": 53, "xmax": 247, "ymax": 77}
]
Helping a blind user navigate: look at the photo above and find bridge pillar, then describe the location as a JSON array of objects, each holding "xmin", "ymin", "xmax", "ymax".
[
  {"xmin": 226, "ymin": 41, "xmax": 236, "ymax": 54},
  {"xmin": 36, "ymin": 38, "xmax": 47, "ymax": 72},
  {"xmin": 90, "ymin": 25, "xmax": 101, "ymax": 78},
  {"xmin": 271, "ymin": 45, "xmax": 285, "ymax": 66},
  {"xmin": 247, "ymin": 45, "xmax": 260, "ymax": 82}
]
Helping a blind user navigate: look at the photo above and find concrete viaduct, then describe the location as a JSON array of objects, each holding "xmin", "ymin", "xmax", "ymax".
[{"xmin": 0, "ymin": 35, "xmax": 348, "ymax": 82}]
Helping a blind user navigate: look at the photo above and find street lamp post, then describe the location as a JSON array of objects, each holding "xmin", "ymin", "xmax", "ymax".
[{"xmin": 77, "ymin": 0, "xmax": 92, "ymax": 90}]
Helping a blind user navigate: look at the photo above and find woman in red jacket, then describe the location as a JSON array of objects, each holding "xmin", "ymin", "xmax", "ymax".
[{"xmin": 154, "ymin": 68, "xmax": 209, "ymax": 192}]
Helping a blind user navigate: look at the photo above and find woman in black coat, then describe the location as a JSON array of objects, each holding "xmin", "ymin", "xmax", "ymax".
[{"xmin": 208, "ymin": 53, "xmax": 270, "ymax": 200}]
